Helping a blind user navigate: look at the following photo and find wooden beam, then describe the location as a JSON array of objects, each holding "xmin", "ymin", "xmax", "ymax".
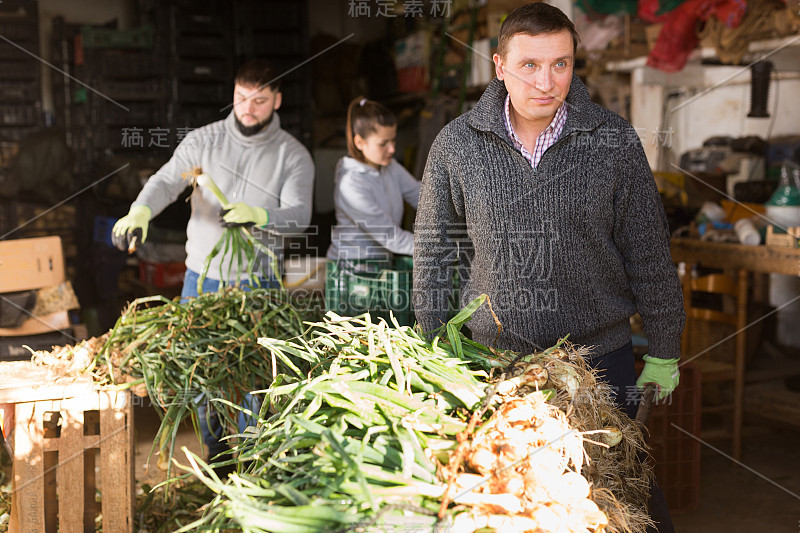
[
  {"xmin": 0, "ymin": 362, "xmax": 94, "ymax": 404},
  {"xmin": 58, "ymin": 399, "xmax": 84, "ymax": 533},
  {"xmin": 12, "ymin": 402, "xmax": 45, "ymax": 533},
  {"xmin": 100, "ymin": 391, "xmax": 133, "ymax": 533},
  {"xmin": 43, "ymin": 434, "xmax": 100, "ymax": 452},
  {"xmin": 671, "ymin": 238, "xmax": 800, "ymax": 276}
]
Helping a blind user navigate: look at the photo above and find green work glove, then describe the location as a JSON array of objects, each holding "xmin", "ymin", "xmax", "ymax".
[
  {"xmin": 636, "ymin": 355, "xmax": 680, "ymax": 401},
  {"xmin": 219, "ymin": 202, "xmax": 268, "ymax": 228},
  {"xmin": 111, "ymin": 205, "xmax": 151, "ymax": 253}
]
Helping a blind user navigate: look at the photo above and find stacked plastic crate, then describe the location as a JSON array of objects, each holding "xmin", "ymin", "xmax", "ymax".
[
  {"xmin": 50, "ymin": 19, "xmax": 168, "ymax": 176},
  {"xmin": 159, "ymin": 1, "xmax": 235, "ymax": 146},
  {"xmin": 234, "ymin": 0, "xmax": 312, "ymax": 149},
  {"xmin": 48, "ymin": 19, "xmax": 171, "ymax": 316},
  {"xmin": 50, "ymin": 17, "xmax": 84, "ymax": 172},
  {"xmin": 77, "ymin": 24, "xmax": 167, "ymax": 164},
  {"xmin": 0, "ymin": 0, "xmax": 42, "ymax": 145}
]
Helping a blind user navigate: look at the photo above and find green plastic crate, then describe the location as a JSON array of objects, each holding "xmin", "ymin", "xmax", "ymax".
[
  {"xmin": 325, "ymin": 256, "xmax": 460, "ymax": 328},
  {"xmin": 325, "ymin": 257, "xmax": 415, "ymax": 326},
  {"xmin": 80, "ymin": 25, "xmax": 155, "ymax": 49}
]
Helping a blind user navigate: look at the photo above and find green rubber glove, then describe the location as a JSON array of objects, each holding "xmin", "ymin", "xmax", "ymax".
[
  {"xmin": 636, "ymin": 355, "xmax": 680, "ymax": 401},
  {"xmin": 111, "ymin": 205, "xmax": 151, "ymax": 252},
  {"xmin": 219, "ymin": 202, "xmax": 268, "ymax": 228}
]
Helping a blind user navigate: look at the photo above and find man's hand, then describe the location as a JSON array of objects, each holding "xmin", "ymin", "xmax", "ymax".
[
  {"xmin": 636, "ymin": 355, "xmax": 680, "ymax": 401},
  {"xmin": 219, "ymin": 202, "xmax": 268, "ymax": 228},
  {"xmin": 112, "ymin": 205, "xmax": 151, "ymax": 253}
]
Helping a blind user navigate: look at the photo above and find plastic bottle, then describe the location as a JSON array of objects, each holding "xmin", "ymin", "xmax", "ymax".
[
  {"xmin": 734, "ymin": 218, "xmax": 760, "ymax": 246},
  {"xmin": 766, "ymin": 160, "xmax": 800, "ymax": 207}
]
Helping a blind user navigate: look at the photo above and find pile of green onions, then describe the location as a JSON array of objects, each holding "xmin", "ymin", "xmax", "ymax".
[
  {"xmin": 95, "ymin": 288, "xmax": 319, "ymax": 477},
  {"xmin": 175, "ymin": 303, "xmax": 492, "ymax": 532},
  {"xmin": 173, "ymin": 298, "xmax": 599, "ymax": 532}
]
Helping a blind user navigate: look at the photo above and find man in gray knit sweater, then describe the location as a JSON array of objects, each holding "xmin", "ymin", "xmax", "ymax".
[{"xmin": 413, "ymin": 4, "xmax": 682, "ymax": 531}]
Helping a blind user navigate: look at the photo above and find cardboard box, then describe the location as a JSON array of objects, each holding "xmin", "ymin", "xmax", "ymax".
[
  {"xmin": 0, "ymin": 311, "xmax": 70, "ymax": 337},
  {"xmin": 0, "ymin": 236, "xmax": 64, "ymax": 293}
]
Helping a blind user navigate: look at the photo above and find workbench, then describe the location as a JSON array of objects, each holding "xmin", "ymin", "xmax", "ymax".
[
  {"xmin": 670, "ymin": 238, "xmax": 800, "ymax": 277},
  {"xmin": 670, "ymin": 238, "xmax": 800, "ymax": 429}
]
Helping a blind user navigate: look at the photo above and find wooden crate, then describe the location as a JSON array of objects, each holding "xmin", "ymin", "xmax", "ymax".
[
  {"xmin": 0, "ymin": 236, "xmax": 65, "ymax": 293},
  {"xmin": 765, "ymin": 226, "xmax": 800, "ymax": 248},
  {"xmin": 0, "ymin": 362, "xmax": 134, "ymax": 533}
]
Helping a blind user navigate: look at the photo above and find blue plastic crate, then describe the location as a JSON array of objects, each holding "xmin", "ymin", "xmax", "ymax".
[{"xmin": 93, "ymin": 216, "xmax": 117, "ymax": 248}]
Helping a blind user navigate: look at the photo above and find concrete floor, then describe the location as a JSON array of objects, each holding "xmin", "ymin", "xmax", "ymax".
[{"xmin": 671, "ymin": 423, "xmax": 800, "ymax": 533}]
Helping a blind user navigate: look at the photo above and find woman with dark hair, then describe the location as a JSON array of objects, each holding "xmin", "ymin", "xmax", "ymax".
[{"xmin": 326, "ymin": 97, "xmax": 421, "ymax": 261}]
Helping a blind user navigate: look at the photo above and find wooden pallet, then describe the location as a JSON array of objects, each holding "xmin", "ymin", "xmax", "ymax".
[{"xmin": 0, "ymin": 362, "xmax": 134, "ymax": 533}]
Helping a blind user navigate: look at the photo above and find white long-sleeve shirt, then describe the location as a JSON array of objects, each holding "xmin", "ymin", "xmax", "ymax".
[{"xmin": 326, "ymin": 156, "xmax": 421, "ymax": 260}]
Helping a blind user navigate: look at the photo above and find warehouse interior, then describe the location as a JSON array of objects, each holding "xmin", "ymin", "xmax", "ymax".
[{"xmin": 0, "ymin": 0, "xmax": 799, "ymax": 531}]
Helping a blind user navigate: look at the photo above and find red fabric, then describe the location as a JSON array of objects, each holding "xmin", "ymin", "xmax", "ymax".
[
  {"xmin": 646, "ymin": 0, "xmax": 747, "ymax": 72},
  {"xmin": 639, "ymin": 0, "xmax": 671, "ymax": 23}
]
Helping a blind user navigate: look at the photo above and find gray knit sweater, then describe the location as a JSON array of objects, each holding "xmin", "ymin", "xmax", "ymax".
[
  {"xmin": 133, "ymin": 112, "xmax": 314, "ymax": 280},
  {"xmin": 413, "ymin": 75, "xmax": 685, "ymax": 360}
]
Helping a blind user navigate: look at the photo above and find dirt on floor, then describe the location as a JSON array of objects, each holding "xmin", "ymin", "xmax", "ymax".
[{"xmin": 133, "ymin": 402, "xmax": 204, "ymax": 488}]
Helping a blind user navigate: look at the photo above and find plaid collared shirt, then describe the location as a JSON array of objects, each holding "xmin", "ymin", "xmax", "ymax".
[{"xmin": 503, "ymin": 94, "xmax": 568, "ymax": 169}]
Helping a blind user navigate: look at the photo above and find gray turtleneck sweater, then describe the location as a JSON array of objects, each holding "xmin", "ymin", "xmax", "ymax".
[
  {"xmin": 133, "ymin": 112, "xmax": 314, "ymax": 280},
  {"xmin": 413, "ymin": 75, "xmax": 684, "ymax": 360}
]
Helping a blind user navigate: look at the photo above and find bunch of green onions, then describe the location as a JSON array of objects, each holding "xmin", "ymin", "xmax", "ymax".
[
  {"xmin": 96, "ymin": 288, "xmax": 319, "ymax": 478},
  {"xmin": 188, "ymin": 168, "xmax": 280, "ymax": 294}
]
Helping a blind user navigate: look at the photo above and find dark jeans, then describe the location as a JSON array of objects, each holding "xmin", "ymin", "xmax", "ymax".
[
  {"xmin": 197, "ymin": 393, "xmax": 261, "ymax": 460},
  {"xmin": 587, "ymin": 341, "xmax": 675, "ymax": 533}
]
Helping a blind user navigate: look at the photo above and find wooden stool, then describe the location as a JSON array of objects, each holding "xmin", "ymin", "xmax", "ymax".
[{"xmin": 0, "ymin": 362, "xmax": 134, "ymax": 533}]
